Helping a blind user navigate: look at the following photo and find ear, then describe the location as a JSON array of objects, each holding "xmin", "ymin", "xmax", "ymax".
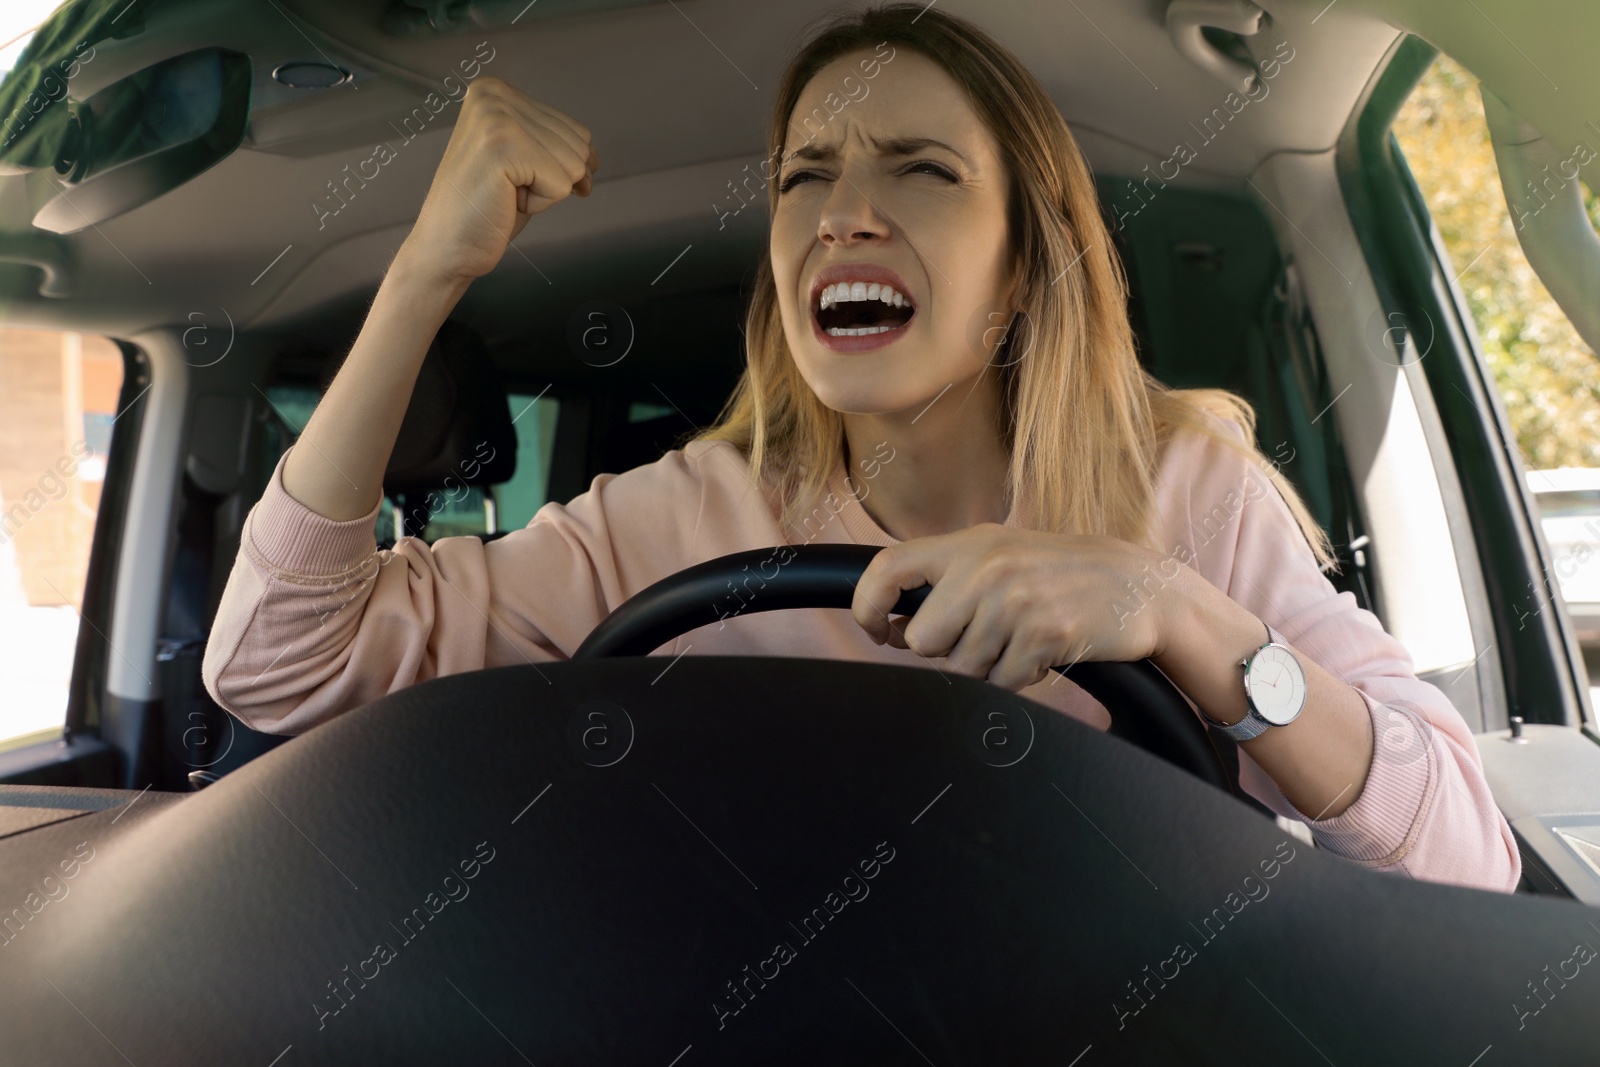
[
  {"xmin": 1000, "ymin": 253, "xmax": 1025, "ymax": 313},
  {"xmin": 1004, "ymin": 287, "xmax": 1024, "ymax": 321}
]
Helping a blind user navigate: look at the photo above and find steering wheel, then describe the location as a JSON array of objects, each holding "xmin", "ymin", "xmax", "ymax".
[
  {"xmin": 574, "ymin": 544, "xmax": 1241, "ymax": 797},
  {"xmin": 11, "ymin": 554, "xmax": 1587, "ymax": 1064}
]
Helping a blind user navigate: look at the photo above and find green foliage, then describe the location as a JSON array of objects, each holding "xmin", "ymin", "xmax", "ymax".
[{"xmin": 1392, "ymin": 56, "xmax": 1600, "ymax": 469}]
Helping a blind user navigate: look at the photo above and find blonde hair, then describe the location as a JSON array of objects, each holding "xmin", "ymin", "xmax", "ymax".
[{"xmin": 692, "ymin": 3, "xmax": 1338, "ymax": 573}]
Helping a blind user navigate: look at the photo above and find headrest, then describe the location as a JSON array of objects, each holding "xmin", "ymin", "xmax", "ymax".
[{"xmin": 321, "ymin": 319, "xmax": 517, "ymax": 495}]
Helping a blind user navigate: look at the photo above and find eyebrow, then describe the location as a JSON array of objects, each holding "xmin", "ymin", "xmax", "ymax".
[{"xmin": 782, "ymin": 135, "xmax": 971, "ymax": 169}]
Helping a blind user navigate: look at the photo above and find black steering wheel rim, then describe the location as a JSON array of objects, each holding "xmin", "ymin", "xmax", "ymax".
[{"xmin": 574, "ymin": 544, "xmax": 1243, "ymax": 797}]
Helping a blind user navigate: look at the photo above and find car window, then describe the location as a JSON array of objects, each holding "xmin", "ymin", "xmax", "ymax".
[
  {"xmin": 1531, "ymin": 489, "xmax": 1600, "ymax": 518},
  {"xmin": 1390, "ymin": 53, "xmax": 1600, "ymax": 701},
  {"xmin": 486, "ymin": 390, "xmax": 559, "ymax": 532},
  {"xmin": 262, "ymin": 384, "xmax": 558, "ymax": 542},
  {"xmin": 627, "ymin": 401, "xmax": 676, "ymax": 422},
  {"xmin": 0, "ymin": 328, "xmax": 124, "ymax": 749}
]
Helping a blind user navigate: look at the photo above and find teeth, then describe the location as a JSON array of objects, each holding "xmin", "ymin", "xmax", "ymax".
[
  {"xmin": 817, "ymin": 280, "xmax": 911, "ymax": 311},
  {"xmin": 825, "ymin": 325, "xmax": 899, "ymax": 336}
]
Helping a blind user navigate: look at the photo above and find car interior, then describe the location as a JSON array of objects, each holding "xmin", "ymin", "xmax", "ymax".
[{"xmin": 2, "ymin": 0, "xmax": 1600, "ymax": 1060}]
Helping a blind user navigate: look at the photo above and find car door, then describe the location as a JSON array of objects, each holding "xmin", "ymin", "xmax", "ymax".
[{"xmin": 1337, "ymin": 0, "xmax": 1600, "ymax": 899}]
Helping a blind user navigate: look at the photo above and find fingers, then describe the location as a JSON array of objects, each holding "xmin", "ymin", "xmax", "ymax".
[
  {"xmin": 521, "ymin": 92, "xmax": 593, "ymax": 150},
  {"xmin": 853, "ymin": 538, "xmax": 987, "ymax": 663},
  {"xmin": 853, "ymin": 529, "xmax": 1048, "ymax": 687},
  {"xmin": 884, "ymin": 617, "xmax": 909, "ymax": 649},
  {"xmin": 987, "ymin": 637, "xmax": 1052, "ymax": 692},
  {"xmin": 465, "ymin": 77, "xmax": 598, "ymax": 212},
  {"xmin": 487, "ymin": 121, "xmax": 586, "ymax": 217},
  {"xmin": 898, "ymin": 578, "xmax": 975, "ymax": 660},
  {"xmin": 548, "ymin": 119, "xmax": 598, "ymax": 197},
  {"xmin": 575, "ymin": 140, "xmax": 600, "ymax": 196},
  {"xmin": 852, "ymin": 542, "xmax": 941, "ymax": 644},
  {"xmin": 522, "ymin": 110, "xmax": 593, "ymax": 185},
  {"xmin": 471, "ymin": 76, "xmax": 592, "ymax": 163},
  {"xmin": 852, "ymin": 527, "xmax": 1109, "ymax": 692},
  {"xmin": 940, "ymin": 598, "xmax": 1009, "ymax": 681},
  {"xmin": 492, "ymin": 83, "xmax": 598, "ymax": 192},
  {"xmin": 850, "ymin": 579, "xmax": 902, "ymax": 645},
  {"xmin": 523, "ymin": 127, "xmax": 589, "ymax": 205}
]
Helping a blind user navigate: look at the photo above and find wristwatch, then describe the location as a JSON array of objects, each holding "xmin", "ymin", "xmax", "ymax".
[{"xmin": 1199, "ymin": 621, "xmax": 1307, "ymax": 742}]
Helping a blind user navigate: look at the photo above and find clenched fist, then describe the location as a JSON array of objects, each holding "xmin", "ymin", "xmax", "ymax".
[{"xmin": 405, "ymin": 76, "xmax": 599, "ymax": 284}]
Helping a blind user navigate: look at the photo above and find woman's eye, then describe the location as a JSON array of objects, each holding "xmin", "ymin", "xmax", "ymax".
[
  {"xmin": 777, "ymin": 160, "xmax": 959, "ymax": 194},
  {"xmin": 904, "ymin": 160, "xmax": 959, "ymax": 182},
  {"xmin": 778, "ymin": 170, "xmax": 817, "ymax": 193}
]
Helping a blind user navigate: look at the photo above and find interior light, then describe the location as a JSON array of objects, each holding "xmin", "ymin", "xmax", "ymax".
[{"xmin": 271, "ymin": 61, "xmax": 351, "ymax": 89}]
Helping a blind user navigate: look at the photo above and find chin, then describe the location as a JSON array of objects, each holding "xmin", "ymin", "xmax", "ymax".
[
  {"xmin": 804, "ymin": 371, "xmax": 949, "ymax": 419},
  {"xmin": 787, "ymin": 326, "xmax": 973, "ymax": 418}
]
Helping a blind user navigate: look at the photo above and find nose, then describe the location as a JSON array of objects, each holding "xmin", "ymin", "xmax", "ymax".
[{"xmin": 817, "ymin": 165, "xmax": 893, "ymax": 246}]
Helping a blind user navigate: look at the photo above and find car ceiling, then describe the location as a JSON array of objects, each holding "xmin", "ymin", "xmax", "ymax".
[{"xmin": 0, "ymin": 0, "xmax": 1590, "ymax": 370}]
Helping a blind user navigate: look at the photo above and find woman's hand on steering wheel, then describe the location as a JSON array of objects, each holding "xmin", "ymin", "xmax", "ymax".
[{"xmin": 851, "ymin": 523, "xmax": 1183, "ymax": 691}]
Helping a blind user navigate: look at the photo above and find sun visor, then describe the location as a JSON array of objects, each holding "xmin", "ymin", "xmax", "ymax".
[
  {"xmin": 0, "ymin": 2, "xmax": 252, "ymax": 233},
  {"xmin": 0, "ymin": 0, "xmax": 142, "ymax": 176}
]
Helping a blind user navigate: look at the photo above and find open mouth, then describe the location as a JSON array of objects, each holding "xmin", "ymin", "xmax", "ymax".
[{"xmin": 813, "ymin": 284, "xmax": 917, "ymax": 337}]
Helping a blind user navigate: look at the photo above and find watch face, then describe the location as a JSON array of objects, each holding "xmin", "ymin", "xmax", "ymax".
[{"xmin": 1245, "ymin": 645, "xmax": 1306, "ymax": 726}]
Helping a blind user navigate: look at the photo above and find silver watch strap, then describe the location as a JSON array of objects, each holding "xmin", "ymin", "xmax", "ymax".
[{"xmin": 1201, "ymin": 619, "xmax": 1278, "ymax": 741}]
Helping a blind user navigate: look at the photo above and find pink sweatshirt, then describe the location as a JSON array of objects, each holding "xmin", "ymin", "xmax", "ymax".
[{"xmin": 201, "ymin": 421, "xmax": 1521, "ymax": 893}]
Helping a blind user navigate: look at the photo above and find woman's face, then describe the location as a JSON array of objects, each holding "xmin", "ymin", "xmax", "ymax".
[{"xmin": 771, "ymin": 47, "xmax": 1017, "ymax": 419}]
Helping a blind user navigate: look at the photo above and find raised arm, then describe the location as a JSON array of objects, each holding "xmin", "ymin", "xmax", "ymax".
[
  {"xmin": 283, "ymin": 76, "xmax": 599, "ymax": 520},
  {"xmin": 203, "ymin": 77, "xmax": 601, "ymax": 732}
]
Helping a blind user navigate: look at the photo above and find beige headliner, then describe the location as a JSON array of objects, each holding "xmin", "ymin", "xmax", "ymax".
[{"xmin": 0, "ymin": 0, "xmax": 1591, "ymax": 345}]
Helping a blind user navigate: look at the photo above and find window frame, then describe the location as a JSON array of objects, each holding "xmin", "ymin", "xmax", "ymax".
[
  {"xmin": 1336, "ymin": 33, "xmax": 1595, "ymax": 732},
  {"xmin": 0, "ymin": 338, "xmax": 147, "ymax": 785}
]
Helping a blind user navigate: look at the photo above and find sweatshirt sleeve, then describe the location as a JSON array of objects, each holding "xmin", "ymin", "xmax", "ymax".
[
  {"xmin": 201, "ymin": 443, "xmax": 706, "ymax": 736},
  {"xmin": 1193, "ymin": 420, "xmax": 1521, "ymax": 894}
]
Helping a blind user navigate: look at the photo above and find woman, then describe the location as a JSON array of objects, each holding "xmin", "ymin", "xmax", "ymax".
[{"xmin": 201, "ymin": 5, "xmax": 1519, "ymax": 893}]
